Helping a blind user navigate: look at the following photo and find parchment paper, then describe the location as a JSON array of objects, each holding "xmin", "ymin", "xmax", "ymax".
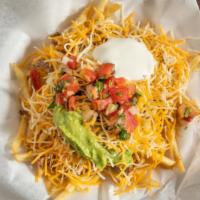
[{"xmin": 0, "ymin": 0, "xmax": 200, "ymax": 200}]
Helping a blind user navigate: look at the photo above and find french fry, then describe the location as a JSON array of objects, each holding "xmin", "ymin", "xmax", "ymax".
[
  {"xmin": 160, "ymin": 156, "xmax": 175, "ymax": 167},
  {"xmin": 190, "ymin": 54, "xmax": 200, "ymax": 71},
  {"xmin": 12, "ymin": 63, "xmax": 29, "ymax": 97},
  {"xmin": 77, "ymin": 0, "xmax": 108, "ymax": 23},
  {"xmin": 12, "ymin": 115, "xmax": 33, "ymax": 162},
  {"xmin": 95, "ymin": 0, "xmax": 108, "ymax": 12},
  {"xmin": 14, "ymin": 151, "xmax": 33, "ymax": 162},
  {"xmin": 77, "ymin": 4, "xmax": 93, "ymax": 23},
  {"xmin": 104, "ymin": 2, "xmax": 121, "ymax": 18},
  {"xmin": 173, "ymin": 138, "xmax": 185, "ymax": 172},
  {"xmin": 12, "ymin": 115, "xmax": 27, "ymax": 155}
]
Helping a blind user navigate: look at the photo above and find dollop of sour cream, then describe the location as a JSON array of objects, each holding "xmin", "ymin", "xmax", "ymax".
[
  {"xmin": 92, "ymin": 38, "xmax": 156, "ymax": 80},
  {"xmin": 187, "ymin": 71, "xmax": 200, "ymax": 107}
]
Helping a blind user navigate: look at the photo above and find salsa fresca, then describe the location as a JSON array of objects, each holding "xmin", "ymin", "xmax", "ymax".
[{"xmin": 30, "ymin": 56, "xmax": 139, "ymax": 141}]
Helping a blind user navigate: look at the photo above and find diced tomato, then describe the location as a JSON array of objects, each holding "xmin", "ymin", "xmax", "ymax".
[
  {"xmin": 105, "ymin": 103, "xmax": 118, "ymax": 116},
  {"xmin": 105, "ymin": 77, "xmax": 114, "ymax": 88},
  {"xmin": 70, "ymin": 55, "xmax": 76, "ymax": 59},
  {"xmin": 184, "ymin": 116, "xmax": 193, "ymax": 122},
  {"xmin": 68, "ymin": 96, "xmax": 76, "ymax": 110},
  {"xmin": 55, "ymin": 93, "xmax": 65, "ymax": 105},
  {"xmin": 67, "ymin": 60, "xmax": 77, "ymax": 69},
  {"xmin": 67, "ymin": 55, "xmax": 78, "ymax": 69},
  {"xmin": 64, "ymin": 82, "xmax": 79, "ymax": 97},
  {"xmin": 122, "ymin": 102, "xmax": 132, "ymax": 111},
  {"xmin": 124, "ymin": 110, "xmax": 138, "ymax": 133},
  {"xmin": 109, "ymin": 87, "xmax": 129, "ymax": 104},
  {"xmin": 82, "ymin": 68, "xmax": 97, "ymax": 83},
  {"xmin": 115, "ymin": 77, "xmax": 127, "ymax": 87},
  {"xmin": 30, "ymin": 69, "xmax": 42, "ymax": 90},
  {"xmin": 59, "ymin": 74, "xmax": 74, "ymax": 83},
  {"xmin": 106, "ymin": 110, "xmax": 119, "ymax": 126},
  {"xmin": 101, "ymin": 88, "xmax": 110, "ymax": 98},
  {"xmin": 128, "ymin": 83, "xmax": 136, "ymax": 98},
  {"xmin": 97, "ymin": 63, "xmax": 115, "ymax": 79},
  {"xmin": 177, "ymin": 104, "xmax": 197, "ymax": 123},
  {"xmin": 105, "ymin": 77, "xmax": 127, "ymax": 89},
  {"xmin": 86, "ymin": 85, "xmax": 99, "ymax": 99},
  {"xmin": 68, "ymin": 82, "xmax": 79, "ymax": 93},
  {"xmin": 92, "ymin": 98, "xmax": 112, "ymax": 111}
]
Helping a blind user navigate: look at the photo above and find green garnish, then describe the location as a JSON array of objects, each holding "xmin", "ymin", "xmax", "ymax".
[
  {"xmin": 95, "ymin": 81, "xmax": 104, "ymax": 93},
  {"xmin": 48, "ymin": 101, "xmax": 56, "ymax": 109},
  {"xmin": 119, "ymin": 129, "xmax": 130, "ymax": 140},
  {"xmin": 99, "ymin": 77, "xmax": 106, "ymax": 82},
  {"xmin": 184, "ymin": 107, "xmax": 191, "ymax": 118},
  {"xmin": 54, "ymin": 80, "xmax": 65, "ymax": 93},
  {"xmin": 60, "ymin": 68, "xmax": 66, "ymax": 75},
  {"xmin": 132, "ymin": 97, "xmax": 138, "ymax": 105},
  {"xmin": 53, "ymin": 107, "xmax": 108, "ymax": 170},
  {"xmin": 108, "ymin": 80, "xmax": 113, "ymax": 87},
  {"xmin": 53, "ymin": 106, "xmax": 133, "ymax": 170},
  {"xmin": 132, "ymin": 91, "xmax": 142, "ymax": 105},
  {"xmin": 116, "ymin": 92, "xmax": 122, "ymax": 96},
  {"xmin": 109, "ymin": 149, "xmax": 133, "ymax": 166},
  {"xmin": 119, "ymin": 113, "xmax": 125, "ymax": 120}
]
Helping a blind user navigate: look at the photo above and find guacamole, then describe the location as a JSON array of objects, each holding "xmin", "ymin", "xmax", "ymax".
[{"xmin": 53, "ymin": 106, "xmax": 132, "ymax": 170}]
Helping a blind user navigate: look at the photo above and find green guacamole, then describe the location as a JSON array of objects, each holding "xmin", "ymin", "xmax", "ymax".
[{"xmin": 53, "ymin": 106, "xmax": 132, "ymax": 170}]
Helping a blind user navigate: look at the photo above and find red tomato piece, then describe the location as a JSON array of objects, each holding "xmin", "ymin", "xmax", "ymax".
[
  {"xmin": 105, "ymin": 77, "xmax": 127, "ymax": 88},
  {"xmin": 101, "ymin": 88, "xmax": 110, "ymax": 98},
  {"xmin": 105, "ymin": 103, "xmax": 118, "ymax": 116},
  {"xmin": 114, "ymin": 77, "xmax": 127, "ymax": 87},
  {"xmin": 68, "ymin": 82, "xmax": 79, "ymax": 93},
  {"xmin": 97, "ymin": 63, "xmax": 115, "ymax": 79},
  {"xmin": 30, "ymin": 69, "xmax": 42, "ymax": 90},
  {"xmin": 124, "ymin": 110, "xmax": 138, "ymax": 133},
  {"xmin": 122, "ymin": 102, "xmax": 132, "ymax": 111},
  {"xmin": 86, "ymin": 85, "xmax": 99, "ymax": 99},
  {"xmin": 59, "ymin": 74, "xmax": 74, "ymax": 83},
  {"xmin": 67, "ymin": 55, "xmax": 78, "ymax": 69},
  {"xmin": 109, "ymin": 87, "xmax": 129, "ymax": 104},
  {"xmin": 92, "ymin": 98, "xmax": 112, "ymax": 111},
  {"xmin": 107, "ymin": 110, "xmax": 119, "ymax": 126},
  {"xmin": 64, "ymin": 82, "xmax": 79, "ymax": 97},
  {"xmin": 67, "ymin": 60, "xmax": 77, "ymax": 69},
  {"xmin": 82, "ymin": 68, "xmax": 97, "ymax": 83},
  {"xmin": 55, "ymin": 93, "xmax": 65, "ymax": 105},
  {"xmin": 184, "ymin": 116, "xmax": 193, "ymax": 122},
  {"xmin": 105, "ymin": 77, "xmax": 115, "ymax": 89},
  {"xmin": 128, "ymin": 83, "xmax": 136, "ymax": 98},
  {"xmin": 68, "ymin": 96, "xmax": 76, "ymax": 110}
]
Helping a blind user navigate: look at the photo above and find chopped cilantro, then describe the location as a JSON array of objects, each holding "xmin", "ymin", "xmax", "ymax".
[
  {"xmin": 60, "ymin": 68, "xmax": 66, "ymax": 75},
  {"xmin": 116, "ymin": 92, "xmax": 122, "ymax": 96},
  {"xmin": 95, "ymin": 81, "xmax": 104, "ymax": 93},
  {"xmin": 132, "ymin": 97, "xmax": 138, "ymax": 105},
  {"xmin": 119, "ymin": 113, "xmax": 125, "ymax": 120},
  {"xmin": 48, "ymin": 101, "xmax": 56, "ymax": 109},
  {"xmin": 135, "ymin": 91, "xmax": 142, "ymax": 97},
  {"xmin": 108, "ymin": 80, "xmax": 113, "ymax": 87},
  {"xmin": 119, "ymin": 129, "xmax": 130, "ymax": 140},
  {"xmin": 132, "ymin": 91, "xmax": 142, "ymax": 105},
  {"xmin": 99, "ymin": 77, "xmax": 106, "ymax": 82},
  {"xmin": 54, "ymin": 80, "xmax": 65, "ymax": 93},
  {"xmin": 184, "ymin": 107, "xmax": 191, "ymax": 118}
]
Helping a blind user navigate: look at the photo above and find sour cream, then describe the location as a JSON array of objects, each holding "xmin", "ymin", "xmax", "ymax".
[
  {"xmin": 187, "ymin": 71, "xmax": 200, "ymax": 107},
  {"xmin": 92, "ymin": 38, "xmax": 156, "ymax": 80}
]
